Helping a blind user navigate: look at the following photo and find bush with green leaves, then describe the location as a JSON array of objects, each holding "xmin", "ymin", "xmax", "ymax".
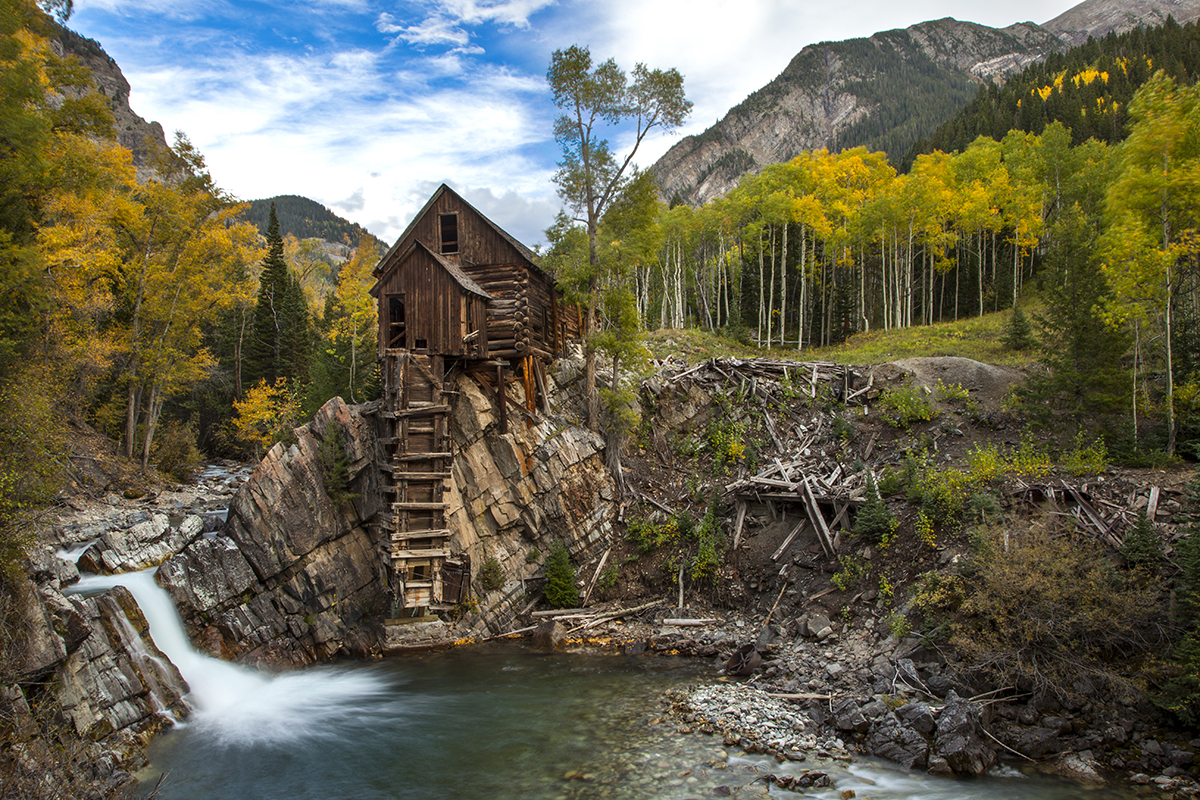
[
  {"xmin": 877, "ymin": 385, "xmax": 937, "ymax": 428},
  {"xmin": 543, "ymin": 542, "xmax": 580, "ymax": 608}
]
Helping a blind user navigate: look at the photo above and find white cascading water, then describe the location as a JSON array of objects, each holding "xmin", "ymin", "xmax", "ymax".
[{"xmin": 70, "ymin": 570, "xmax": 390, "ymax": 747}]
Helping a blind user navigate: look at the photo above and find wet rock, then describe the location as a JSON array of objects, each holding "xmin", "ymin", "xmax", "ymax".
[
  {"xmin": 532, "ymin": 620, "xmax": 567, "ymax": 650},
  {"xmin": 866, "ymin": 718, "xmax": 930, "ymax": 769},
  {"xmin": 1014, "ymin": 727, "xmax": 1065, "ymax": 758},
  {"xmin": 896, "ymin": 701, "xmax": 935, "ymax": 735},
  {"xmin": 77, "ymin": 514, "xmax": 202, "ymax": 574},
  {"xmin": 1048, "ymin": 751, "xmax": 1106, "ymax": 784},
  {"xmin": 932, "ymin": 692, "xmax": 996, "ymax": 775}
]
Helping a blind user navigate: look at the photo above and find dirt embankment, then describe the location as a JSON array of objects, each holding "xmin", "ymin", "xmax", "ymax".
[{"xmin": 557, "ymin": 354, "xmax": 1198, "ymax": 791}]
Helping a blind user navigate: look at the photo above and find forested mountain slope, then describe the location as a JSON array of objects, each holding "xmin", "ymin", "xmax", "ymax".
[
  {"xmin": 908, "ymin": 15, "xmax": 1200, "ymax": 160},
  {"xmin": 651, "ymin": 0, "xmax": 1200, "ymax": 206},
  {"xmin": 243, "ymin": 196, "xmax": 385, "ymax": 251}
]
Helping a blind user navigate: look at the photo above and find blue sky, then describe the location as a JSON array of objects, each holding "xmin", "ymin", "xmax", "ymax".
[{"xmin": 68, "ymin": 0, "xmax": 1082, "ymax": 247}]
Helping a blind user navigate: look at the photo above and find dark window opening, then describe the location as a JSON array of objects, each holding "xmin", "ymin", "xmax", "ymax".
[
  {"xmin": 388, "ymin": 296, "xmax": 406, "ymax": 349},
  {"xmin": 414, "ymin": 337, "xmax": 428, "ymax": 350},
  {"xmin": 440, "ymin": 213, "xmax": 459, "ymax": 254}
]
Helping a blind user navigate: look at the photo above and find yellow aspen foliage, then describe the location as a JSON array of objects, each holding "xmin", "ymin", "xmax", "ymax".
[{"xmin": 233, "ymin": 377, "xmax": 302, "ymax": 455}]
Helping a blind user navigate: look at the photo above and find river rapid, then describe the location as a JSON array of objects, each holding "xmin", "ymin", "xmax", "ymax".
[{"xmin": 69, "ymin": 570, "xmax": 1152, "ymax": 800}]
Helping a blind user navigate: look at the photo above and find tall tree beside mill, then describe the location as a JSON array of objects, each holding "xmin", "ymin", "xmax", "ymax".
[
  {"xmin": 547, "ymin": 44, "xmax": 691, "ymax": 430},
  {"xmin": 246, "ymin": 202, "xmax": 311, "ymax": 388}
]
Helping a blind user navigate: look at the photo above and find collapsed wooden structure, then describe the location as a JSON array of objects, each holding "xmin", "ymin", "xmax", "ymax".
[{"xmin": 369, "ymin": 184, "xmax": 583, "ymax": 618}]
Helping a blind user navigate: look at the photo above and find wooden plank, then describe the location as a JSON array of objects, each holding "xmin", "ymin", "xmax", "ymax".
[
  {"xmin": 771, "ymin": 519, "xmax": 808, "ymax": 561},
  {"xmin": 731, "ymin": 500, "xmax": 748, "ymax": 550},
  {"xmin": 582, "ymin": 546, "xmax": 612, "ymax": 606},
  {"xmin": 391, "ymin": 548, "xmax": 451, "ymax": 560},
  {"xmin": 390, "ymin": 529, "xmax": 451, "ymax": 540},
  {"xmin": 391, "ymin": 501, "xmax": 450, "ymax": 511},
  {"xmin": 803, "ymin": 477, "xmax": 836, "ymax": 559},
  {"xmin": 1147, "ymin": 486, "xmax": 1161, "ymax": 519}
]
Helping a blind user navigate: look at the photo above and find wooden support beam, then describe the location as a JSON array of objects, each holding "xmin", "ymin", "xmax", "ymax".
[
  {"xmin": 731, "ymin": 500, "xmax": 748, "ymax": 550},
  {"xmin": 803, "ymin": 477, "xmax": 836, "ymax": 559},
  {"xmin": 771, "ymin": 519, "xmax": 807, "ymax": 561}
]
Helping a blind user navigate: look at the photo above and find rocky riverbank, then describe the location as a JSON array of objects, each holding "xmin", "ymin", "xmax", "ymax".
[{"xmin": 525, "ymin": 602, "xmax": 1200, "ymax": 797}]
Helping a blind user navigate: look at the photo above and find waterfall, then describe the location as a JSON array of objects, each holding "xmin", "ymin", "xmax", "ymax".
[{"xmin": 70, "ymin": 570, "xmax": 390, "ymax": 747}]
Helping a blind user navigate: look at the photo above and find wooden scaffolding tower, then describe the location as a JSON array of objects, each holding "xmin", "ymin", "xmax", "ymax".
[{"xmin": 379, "ymin": 350, "xmax": 466, "ymax": 618}]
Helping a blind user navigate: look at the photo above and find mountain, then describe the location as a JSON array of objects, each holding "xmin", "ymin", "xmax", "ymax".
[
  {"xmin": 52, "ymin": 25, "xmax": 170, "ymax": 183},
  {"xmin": 651, "ymin": 0, "xmax": 1200, "ymax": 206},
  {"xmin": 243, "ymin": 196, "xmax": 386, "ymax": 254}
]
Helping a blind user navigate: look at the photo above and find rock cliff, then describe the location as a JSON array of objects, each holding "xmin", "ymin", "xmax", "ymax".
[{"xmin": 156, "ymin": 361, "xmax": 615, "ymax": 662}]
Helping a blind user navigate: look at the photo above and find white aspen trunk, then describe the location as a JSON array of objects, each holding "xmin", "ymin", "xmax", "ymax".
[
  {"xmin": 797, "ymin": 224, "xmax": 807, "ymax": 349},
  {"xmin": 767, "ymin": 226, "xmax": 776, "ymax": 346},
  {"xmin": 779, "ymin": 222, "xmax": 788, "ymax": 346}
]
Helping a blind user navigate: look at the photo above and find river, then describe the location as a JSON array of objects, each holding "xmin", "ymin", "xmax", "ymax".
[{"xmin": 71, "ymin": 572, "xmax": 1149, "ymax": 800}]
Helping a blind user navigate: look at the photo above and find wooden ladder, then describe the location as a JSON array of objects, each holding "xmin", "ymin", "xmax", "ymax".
[{"xmin": 380, "ymin": 350, "xmax": 458, "ymax": 617}]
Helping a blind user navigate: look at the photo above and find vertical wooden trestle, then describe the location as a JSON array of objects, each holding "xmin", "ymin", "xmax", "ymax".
[{"xmin": 380, "ymin": 349, "xmax": 465, "ymax": 618}]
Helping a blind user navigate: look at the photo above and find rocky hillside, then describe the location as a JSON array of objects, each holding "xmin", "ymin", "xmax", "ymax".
[
  {"xmin": 652, "ymin": 0, "xmax": 1200, "ymax": 206},
  {"xmin": 51, "ymin": 25, "xmax": 169, "ymax": 184}
]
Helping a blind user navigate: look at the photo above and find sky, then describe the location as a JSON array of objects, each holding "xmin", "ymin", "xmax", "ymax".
[{"xmin": 67, "ymin": 0, "xmax": 1084, "ymax": 248}]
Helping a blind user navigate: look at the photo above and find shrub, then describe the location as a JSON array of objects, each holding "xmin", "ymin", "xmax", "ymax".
[
  {"xmin": 832, "ymin": 555, "xmax": 869, "ymax": 591},
  {"xmin": 479, "ymin": 556, "xmax": 505, "ymax": 592},
  {"xmin": 543, "ymin": 542, "xmax": 580, "ymax": 608},
  {"xmin": 877, "ymin": 385, "xmax": 937, "ymax": 428},
  {"xmin": 1062, "ymin": 432, "xmax": 1108, "ymax": 476},
  {"xmin": 936, "ymin": 379, "xmax": 969, "ymax": 404},
  {"xmin": 689, "ymin": 501, "xmax": 726, "ymax": 582},
  {"xmin": 953, "ymin": 523, "xmax": 1164, "ymax": 700},
  {"xmin": 627, "ymin": 514, "xmax": 678, "ymax": 553},
  {"xmin": 151, "ymin": 419, "xmax": 202, "ymax": 483}
]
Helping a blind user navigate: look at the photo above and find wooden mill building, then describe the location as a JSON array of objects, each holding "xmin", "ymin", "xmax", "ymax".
[{"xmin": 369, "ymin": 184, "xmax": 583, "ymax": 619}]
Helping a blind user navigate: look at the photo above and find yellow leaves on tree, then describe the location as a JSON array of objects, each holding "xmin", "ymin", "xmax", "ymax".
[{"xmin": 233, "ymin": 377, "xmax": 302, "ymax": 455}]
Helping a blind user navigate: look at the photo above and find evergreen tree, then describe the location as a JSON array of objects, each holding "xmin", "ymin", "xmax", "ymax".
[
  {"xmin": 1025, "ymin": 205, "xmax": 1129, "ymax": 423},
  {"xmin": 1001, "ymin": 303, "xmax": 1037, "ymax": 350},
  {"xmin": 246, "ymin": 202, "xmax": 311, "ymax": 387},
  {"xmin": 543, "ymin": 541, "xmax": 580, "ymax": 609}
]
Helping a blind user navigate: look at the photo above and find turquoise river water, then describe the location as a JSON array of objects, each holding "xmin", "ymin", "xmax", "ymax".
[{"xmin": 72, "ymin": 571, "xmax": 1152, "ymax": 800}]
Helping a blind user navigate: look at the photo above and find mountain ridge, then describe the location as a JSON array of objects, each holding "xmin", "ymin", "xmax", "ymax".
[{"xmin": 651, "ymin": 0, "xmax": 1200, "ymax": 206}]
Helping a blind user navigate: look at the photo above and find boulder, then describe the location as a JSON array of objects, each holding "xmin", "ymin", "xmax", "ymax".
[
  {"xmin": 532, "ymin": 620, "xmax": 567, "ymax": 650},
  {"xmin": 932, "ymin": 692, "xmax": 996, "ymax": 775},
  {"xmin": 866, "ymin": 718, "xmax": 930, "ymax": 769}
]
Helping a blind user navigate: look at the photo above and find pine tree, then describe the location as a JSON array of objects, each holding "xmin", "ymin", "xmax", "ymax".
[
  {"xmin": 543, "ymin": 541, "xmax": 580, "ymax": 609},
  {"xmin": 1001, "ymin": 304, "xmax": 1037, "ymax": 351},
  {"xmin": 246, "ymin": 203, "xmax": 311, "ymax": 387}
]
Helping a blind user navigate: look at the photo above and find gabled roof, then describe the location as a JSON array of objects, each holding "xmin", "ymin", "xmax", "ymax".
[
  {"xmin": 373, "ymin": 183, "xmax": 545, "ymax": 279},
  {"xmin": 369, "ymin": 239, "xmax": 492, "ymax": 300}
]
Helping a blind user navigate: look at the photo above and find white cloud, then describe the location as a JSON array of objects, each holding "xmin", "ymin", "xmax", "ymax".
[{"xmin": 377, "ymin": 12, "xmax": 470, "ymax": 47}]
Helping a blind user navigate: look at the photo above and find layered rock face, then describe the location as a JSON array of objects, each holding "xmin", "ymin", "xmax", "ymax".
[
  {"xmin": 158, "ymin": 397, "xmax": 386, "ymax": 667},
  {"xmin": 158, "ymin": 362, "xmax": 616, "ymax": 661},
  {"xmin": 442, "ymin": 368, "xmax": 615, "ymax": 638}
]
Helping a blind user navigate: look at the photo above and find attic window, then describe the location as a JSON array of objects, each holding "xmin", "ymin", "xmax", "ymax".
[{"xmin": 440, "ymin": 213, "xmax": 459, "ymax": 254}]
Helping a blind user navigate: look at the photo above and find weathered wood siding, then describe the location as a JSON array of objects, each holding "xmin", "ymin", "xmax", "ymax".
[
  {"xmin": 376, "ymin": 247, "xmax": 473, "ymax": 358},
  {"xmin": 393, "ymin": 192, "xmax": 529, "ymax": 268}
]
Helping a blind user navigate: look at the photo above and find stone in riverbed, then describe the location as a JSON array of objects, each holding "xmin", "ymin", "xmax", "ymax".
[
  {"xmin": 532, "ymin": 620, "xmax": 567, "ymax": 650},
  {"xmin": 931, "ymin": 692, "xmax": 996, "ymax": 775}
]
